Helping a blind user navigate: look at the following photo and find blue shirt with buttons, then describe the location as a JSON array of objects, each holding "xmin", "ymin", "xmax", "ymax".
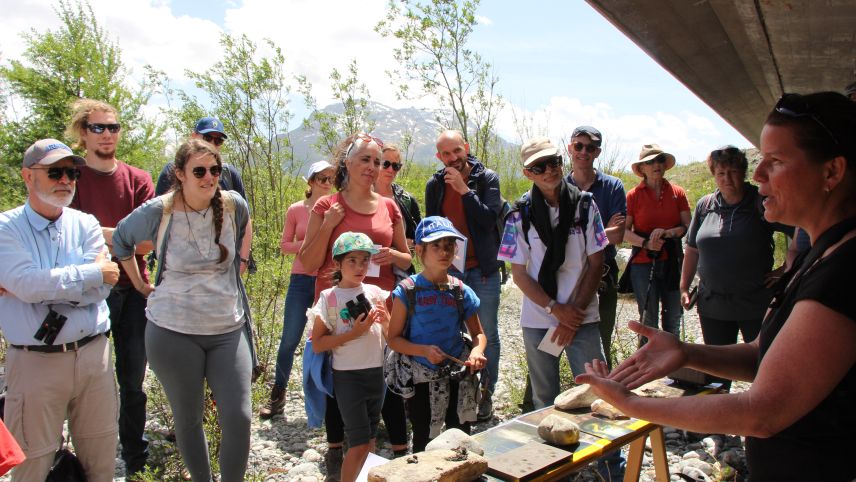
[
  {"xmin": 0, "ymin": 203, "xmax": 111, "ymax": 345},
  {"xmin": 568, "ymin": 170, "xmax": 627, "ymax": 262}
]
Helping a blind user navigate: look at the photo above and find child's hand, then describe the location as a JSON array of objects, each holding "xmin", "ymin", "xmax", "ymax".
[
  {"xmin": 466, "ymin": 349, "xmax": 487, "ymax": 373},
  {"xmin": 370, "ymin": 306, "xmax": 390, "ymax": 328},
  {"xmin": 423, "ymin": 345, "xmax": 445, "ymax": 364},
  {"xmin": 350, "ymin": 312, "xmax": 373, "ymax": 337}
]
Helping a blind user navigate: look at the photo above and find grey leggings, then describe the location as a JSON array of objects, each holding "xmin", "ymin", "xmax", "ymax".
[{"xmin": 146, "ymin": 322, "xmax": 251, "ymax": 482}]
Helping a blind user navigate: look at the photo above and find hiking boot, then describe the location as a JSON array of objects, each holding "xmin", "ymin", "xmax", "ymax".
[
  {"xmin": 258, "ymin": 385, "xmax": 286, "ymax": 420},
  {"xmin": 324, "ymin": 446, "xmax": 343, "ymax": 482},
  {"xmin": 477, "ymin": 392, "xmax": 494, "ymax": 421}
]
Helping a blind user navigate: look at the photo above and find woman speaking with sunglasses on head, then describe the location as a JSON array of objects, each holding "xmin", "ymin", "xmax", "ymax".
[
  {"xmin": 259, "ymin": 160, "xmax": 336, "ymax": 419},
  {"xmin": 580, "ymin": 93, "xmax": 856, "ymax": 481},
  {"xmin": 112, "ymin": 139, "xmax": 253, "ymax": 482},
  {"xmin": 375, "ymin": 144, "xmax": 422, "ymax": 248},
  {"xmin": 623, "ymin": 144, "xmax": 691, "ymax": 341},
  {"xmin": 298, "ymin": 132, "xmax": 412, "ymax": 475}
]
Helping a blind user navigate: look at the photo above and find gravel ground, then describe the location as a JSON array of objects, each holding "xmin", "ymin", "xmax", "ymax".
[{"xmin": 2, "ymin": 279, "xmax": 748, "ymax": 482}]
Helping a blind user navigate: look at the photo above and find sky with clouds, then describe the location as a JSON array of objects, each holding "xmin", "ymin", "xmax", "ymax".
[{"xmin": 1, "ymin": 0, "xmax": 752, "ymax": 166}]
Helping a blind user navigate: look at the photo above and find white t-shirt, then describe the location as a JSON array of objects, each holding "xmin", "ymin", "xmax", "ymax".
[
  {"xmin": 497, "ymin": 198, "xmax": 608, "ymax": 329},
  {"xmin": 309, "ymin": 283, "xmax": 389, "ymax": 370}
]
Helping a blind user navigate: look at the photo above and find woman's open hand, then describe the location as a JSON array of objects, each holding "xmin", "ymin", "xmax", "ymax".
[{"xmin": 607, "ymin": 321, "xmax": 687, "ymax": 389}]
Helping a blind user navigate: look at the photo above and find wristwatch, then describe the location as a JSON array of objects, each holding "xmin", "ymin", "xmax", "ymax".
[{"xmin": 545, "ymin": 299, "xmax": 557, "ymax": 314}]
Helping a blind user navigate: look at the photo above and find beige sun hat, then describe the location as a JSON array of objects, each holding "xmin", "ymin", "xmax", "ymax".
[{"xmin": 631, "ymin": 144, "xmax": 676, "ymax": 177}]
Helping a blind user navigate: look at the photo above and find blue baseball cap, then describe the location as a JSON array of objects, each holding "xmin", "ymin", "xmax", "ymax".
[
  {"xmin": 194, "ymin": 117, "xmax": 227, "ymax": 138},
  {"xmin": 415, "ymin": 216, "xmax": 466, "ymax": 244}
]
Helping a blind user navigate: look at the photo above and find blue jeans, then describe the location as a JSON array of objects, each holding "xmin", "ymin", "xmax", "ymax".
[
  {"xmin": 452, "ymin": 267, "xmax": 500, "ymax": 395},
  {"xmin": 274, "ymin": 274, "xmax": 316, "ymax": 389},
  {"xmin": 630, "ymin": 262, "xmax": 681, "ymax": 337},
  {"xmin": 522, "ymin": 323, "xmax": 604, "ymax": 410},
  {"xmin": 107, "ymin": 285, "xmax": 149, "ymax": 474}
]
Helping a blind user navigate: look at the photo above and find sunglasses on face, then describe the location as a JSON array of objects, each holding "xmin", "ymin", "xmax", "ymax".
[
  {"xmin": 774, "ymin": 93, "xmax": 840, "ymax": 147},
  {"xmin": 191, "ymin": 165, "xmax": 223, "ymax": 178},
  {"xmin": 202, "ymin": 134, "xmax": 225, "ymax": 146},
  {"xmin": 572, "ymin": 142, "xmax": 598, "ymax": 154},
  {"xmin": 85, "ymin": 123, "xmax": 121, "ymax": 134},
  {"xmin": 525, "ymin": 156, "xmax": 563, "ymax": 175},
  {"xmin": 643, "ymin": 155, "xmax": 667, "ymax": 166},
  {"xmin": 315, "ymin": 175, "xmax": 333, "ymax": 184},
  {"xmin": 382, "ymin": 160, "xmax": 402, "ymax": 171},
  {"xmin": 30, "ymin": 166, "xmax": 82, "ymax": 181}
]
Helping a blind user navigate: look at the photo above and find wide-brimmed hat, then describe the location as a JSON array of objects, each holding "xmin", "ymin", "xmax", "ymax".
[
  {"xmin": 631, "ymin": 144, "xmax": 676, "ymax": 177},
  {"xmin": 520, "ymin": 136, "xmax": 561, "ymax": 167}
]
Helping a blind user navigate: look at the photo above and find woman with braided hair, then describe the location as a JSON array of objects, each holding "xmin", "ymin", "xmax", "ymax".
[{"xmin": 113, "ymin": 139, "xmax": 253, "ymax": 482}]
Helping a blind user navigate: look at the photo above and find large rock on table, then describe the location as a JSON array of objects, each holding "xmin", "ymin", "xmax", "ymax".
[
  {"xmin": 554, "ymin": 383, "xmax": 598, "ymax": 410},
  {"xmin": 425, "ymin": 428, "xmax": 485, "ymax": 455},
  {"xmin": 368, "ymin": 448, "xmax": 488, "ymax": 482},
  {"xmin": 537, "ymin": 414, "xmax": 580, "ymax": 445}
]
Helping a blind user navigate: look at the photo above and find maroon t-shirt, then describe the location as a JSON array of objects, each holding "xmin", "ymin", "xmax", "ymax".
[{"xmin": 71, "ymin": 162, "xmax": 155, "ymax": 287}]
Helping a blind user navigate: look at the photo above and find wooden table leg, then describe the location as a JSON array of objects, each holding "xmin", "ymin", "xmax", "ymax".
[
  {"xmin": 623, "ymin": 436, "xmax": 646, "ymax": 482},
  {"xmin": 649, "ymin": 427, "xmax": 670, "ymax": 482}
]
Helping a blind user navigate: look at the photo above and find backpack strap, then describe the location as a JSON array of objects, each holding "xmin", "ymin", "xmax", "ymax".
[
  {"xmin": 398, "ymin": 277, "xmax": 417, "ymax": 339},
  {"xmin": 448, "ymin": 276, "xmax": 466, "ymax": 330},
  {"xmin": 577, "ymin": 191, "xmax": 592, "ymax": 251}
]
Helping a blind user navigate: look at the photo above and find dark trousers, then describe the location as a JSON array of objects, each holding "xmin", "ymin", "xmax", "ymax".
[
  {"xmin": 107, "ymin": 286, "xmax": 149, "ymax": 473},
  {"xmin": 325, "ymin": 389, "xmax": 408, "ymax": 447},
  {"xmin": 598, "ymin": 281, "xmax": 618, "ymax": 369},
  {"xmin": 407, "ymin": 381, "xmax": 470, "ymax": 453},
  {"xmin": 699, "ymin": 315, "xmax": 762, "ymax": 390}
]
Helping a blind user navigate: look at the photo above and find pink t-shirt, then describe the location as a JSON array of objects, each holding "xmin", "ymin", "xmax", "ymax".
[
  {"xmin": 312, "ymin": 193, "xmax": 402, "ymax": 300},
  {"xmin": 280, "ymin": 200, "xmax": 314, "ymax": 275}
]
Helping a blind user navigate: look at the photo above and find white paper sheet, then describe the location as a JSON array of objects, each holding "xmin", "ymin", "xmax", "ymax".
[
  {"xmin": 452, "ymin": 238, "xmax": 467, "ymax": 273},
  {"xmin": 537, "ymin": 326, "xmax": 565, "ymax": 357},
  {"xmin": 367, "ymin": 244, "xmax": 381, "ymax": 277},
  {"xmin": 356, "ymin": 452, "xmax": 390, "ymax": 482}
]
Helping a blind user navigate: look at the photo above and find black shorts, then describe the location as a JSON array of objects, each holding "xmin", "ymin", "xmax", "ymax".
[{"xmin": 333, "ymin": 367, "xmax": 385, "ymax": 446}]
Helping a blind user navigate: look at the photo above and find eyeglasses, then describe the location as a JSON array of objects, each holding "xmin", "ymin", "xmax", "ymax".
[
  {"xmin": 29, "ymin": 166, "xmax": 82, "ymax": 181},
  {"xmin": 643, "ymin": 155, "xmax": 667, "ymax": 166},
  {"xmin": 85, "ymin": 123, "xmax": 121, "ymax": 134},
  {"xmin": 775, "ymin": 93, "xmax": 840, "ymax": 147},
  {"xmin": 191, "ymin": 165, "xmax": 223, "ymax": 178},
  {"xmin": 315, "ymin": 175, "xmax": 333, "ymax": 184},
  {"xmin": 346, "ymin": 133, "xmax": 384, "ymax": 157},
  {"xmin": 382, "ymin": 160, "xmax": 402, "ymax": 171},
  {"xmin": 572, "ymin": 142, "xmax": 598, "ymax": 154},
  {"xmin": 202, "ymin": 134, "xmax": 225, "ymax": 146},
  {"xmin": 525, "ymin": 156, "xmax": 563, "ymax": 175}
]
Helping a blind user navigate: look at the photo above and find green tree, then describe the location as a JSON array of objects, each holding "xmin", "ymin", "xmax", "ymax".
[
  {"xmin": 298, "ymin": 59, "xmax": 376, "ymax": 158},
  {"xmin": 0, "ymin": 0, "xmax": 165, "ymax": 172},
  {"xmin": 376, "ymin": 0, "xmax": 503, "ymax": 162}
]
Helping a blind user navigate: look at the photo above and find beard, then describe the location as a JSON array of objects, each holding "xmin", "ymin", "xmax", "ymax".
[
  {"xmin": 92, "ymin": 145, "xmax": 116, "ymax": 160},
  {"xmin": 35, "ymin": 186, "xmax": 74, "ymax": 209}
]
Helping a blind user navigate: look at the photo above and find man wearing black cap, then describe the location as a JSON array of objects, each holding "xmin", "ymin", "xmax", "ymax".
[
  {"xmin": 0, "ymin": 139, "xmax": 120, "ymax": 481},
  {"xmin": 566, "ymin": 126, "xmax": 626, "ymax": 368},
  {"xmin": 154, "ymin": 116, "xmax": 247, "ymax": 198}
]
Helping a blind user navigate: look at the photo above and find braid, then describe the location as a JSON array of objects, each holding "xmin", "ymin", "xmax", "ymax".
[{"xmin": 211, "ymin": 188, "xmax": 228, "ymax": 263}]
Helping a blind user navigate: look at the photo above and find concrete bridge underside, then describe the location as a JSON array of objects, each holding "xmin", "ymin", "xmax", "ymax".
[{"xmin": 587, "ymin": 0, "xmax": 856, "ymax": 145}]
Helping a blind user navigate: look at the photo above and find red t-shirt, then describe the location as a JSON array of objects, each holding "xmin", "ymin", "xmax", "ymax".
[
  {"xmin": 626, "ymin": 180, "xmax": 690, "ymax": 264},
  {"xmin": 71, "ymin": 162, "xmax": 155, "ymax": 286},
  {"xmin": 312, "ymin": 193, "xmax": 402, "ymax": 300},
  {"xmin": 441, "ymin": 189, "xmax": 478, "ymax": 270}
]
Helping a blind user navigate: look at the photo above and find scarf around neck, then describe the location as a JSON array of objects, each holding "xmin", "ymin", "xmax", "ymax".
[{"xmin": 529, "ymin": 179, "xmax": 581, "ymax": 299}]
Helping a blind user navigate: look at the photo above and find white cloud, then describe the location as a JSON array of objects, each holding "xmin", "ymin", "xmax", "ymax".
[
  {"xmin": 495, "ymin": 96, "xmax": 730, "ymax": 166},
  {"xmin": 475, "ymin": 15, "xmax": 492, "ymax": 25}
]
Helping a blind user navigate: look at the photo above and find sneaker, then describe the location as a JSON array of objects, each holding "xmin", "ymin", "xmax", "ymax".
[
  {"xmin": 477, "ymin": 393, "xmax": 494, "ymax": 421},
  {"xmin": 258, "ymin": 385, "xmax": 286, "ymax": 420},
  {"xmin": 324, "ymin": 446, "xmax": 343, "ymax": 482}
]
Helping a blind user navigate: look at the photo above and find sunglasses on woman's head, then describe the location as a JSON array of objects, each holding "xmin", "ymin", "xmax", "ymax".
[
  {"xmin": 382, "ymin": 160, "xmax": 402, "ymax": 171},
  {"xmin": 643, "ymin": 155, "xmax": 667, "ymax": 166},
  {"xmin": 202, "ymin": 134, "xmax": 225, "ymax": 146},
  {"xmin": 191, "ymin": 165, "xmax": 223, "ymax": 178},
  {"xmin": 346, "ymin": 133, "xmax": 385, "ymax": 158},
  {"xmin": 30, "ymin": 166, "xmax": 82, "ymax": 181},
  {"xmin": 775, "ymin": 93, "xmax": 840, "ymax": 147},
  {"xmin": 85, "ymin": 123, "xmax": 121, "ymax": 134},
  {"xmin": 710, "ymin": 146, "xmax": 741, "ymax": 161},
  {"xmin": 525, "ymin": 156, "xmax": 563, "ymax": 175},
  {"xmin": 572, "ymin": 142, "xmax": 598, "ymax": 154}
]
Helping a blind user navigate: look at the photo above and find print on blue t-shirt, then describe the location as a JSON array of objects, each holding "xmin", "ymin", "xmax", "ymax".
[{"xmin": 392, "ymin": 273, "xmax": 480, "ymax": 369}]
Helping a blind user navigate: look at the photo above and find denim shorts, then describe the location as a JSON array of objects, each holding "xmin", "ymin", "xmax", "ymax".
[{"xmin": 333, "ymin": 367, "xmax": 385, "ymax": 446}]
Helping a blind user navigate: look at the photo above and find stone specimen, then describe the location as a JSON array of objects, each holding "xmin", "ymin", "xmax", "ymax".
[
  {"xmin": 554, "ymin": 384, "xmax": 598, "ymax": 410},
  {"xmin": 368, "ymin": 448, "xmax": 488, "ymax": 482},
  {"xmin": 425, "ymin": 428, "xmax": 485, "ymax": 455},
  {"xmin": 591, "ymin": 399, "xmax": 625, "ymax": 419},
  {"xmin": 537, "ymin": 414, "xmax": 581, "ymax": 445}
]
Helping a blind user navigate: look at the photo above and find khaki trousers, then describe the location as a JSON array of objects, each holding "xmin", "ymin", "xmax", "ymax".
[{"xmin": 4, "ymin": 334, "xmax": 119, "ymax": 482}]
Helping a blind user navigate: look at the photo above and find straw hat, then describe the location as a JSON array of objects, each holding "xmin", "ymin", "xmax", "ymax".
[{"xmin": 631, "ymin": 144, "xmax": 676, "ymax": 177}]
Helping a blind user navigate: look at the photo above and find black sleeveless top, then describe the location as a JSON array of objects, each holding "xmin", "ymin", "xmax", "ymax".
[{"xmin": 745, "ymin": 220, "xmax": 856, "ymax": 481}]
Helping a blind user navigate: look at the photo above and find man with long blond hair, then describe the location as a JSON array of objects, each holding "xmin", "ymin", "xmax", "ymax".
[{"xmin": 67, "ymin": 98, "xmax": 154, "ymax": 478}]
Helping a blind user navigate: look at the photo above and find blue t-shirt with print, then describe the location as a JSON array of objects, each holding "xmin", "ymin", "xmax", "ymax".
[{"xmin": 392, "ymin": 273, "xmax": 480, "ymax": 369}]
